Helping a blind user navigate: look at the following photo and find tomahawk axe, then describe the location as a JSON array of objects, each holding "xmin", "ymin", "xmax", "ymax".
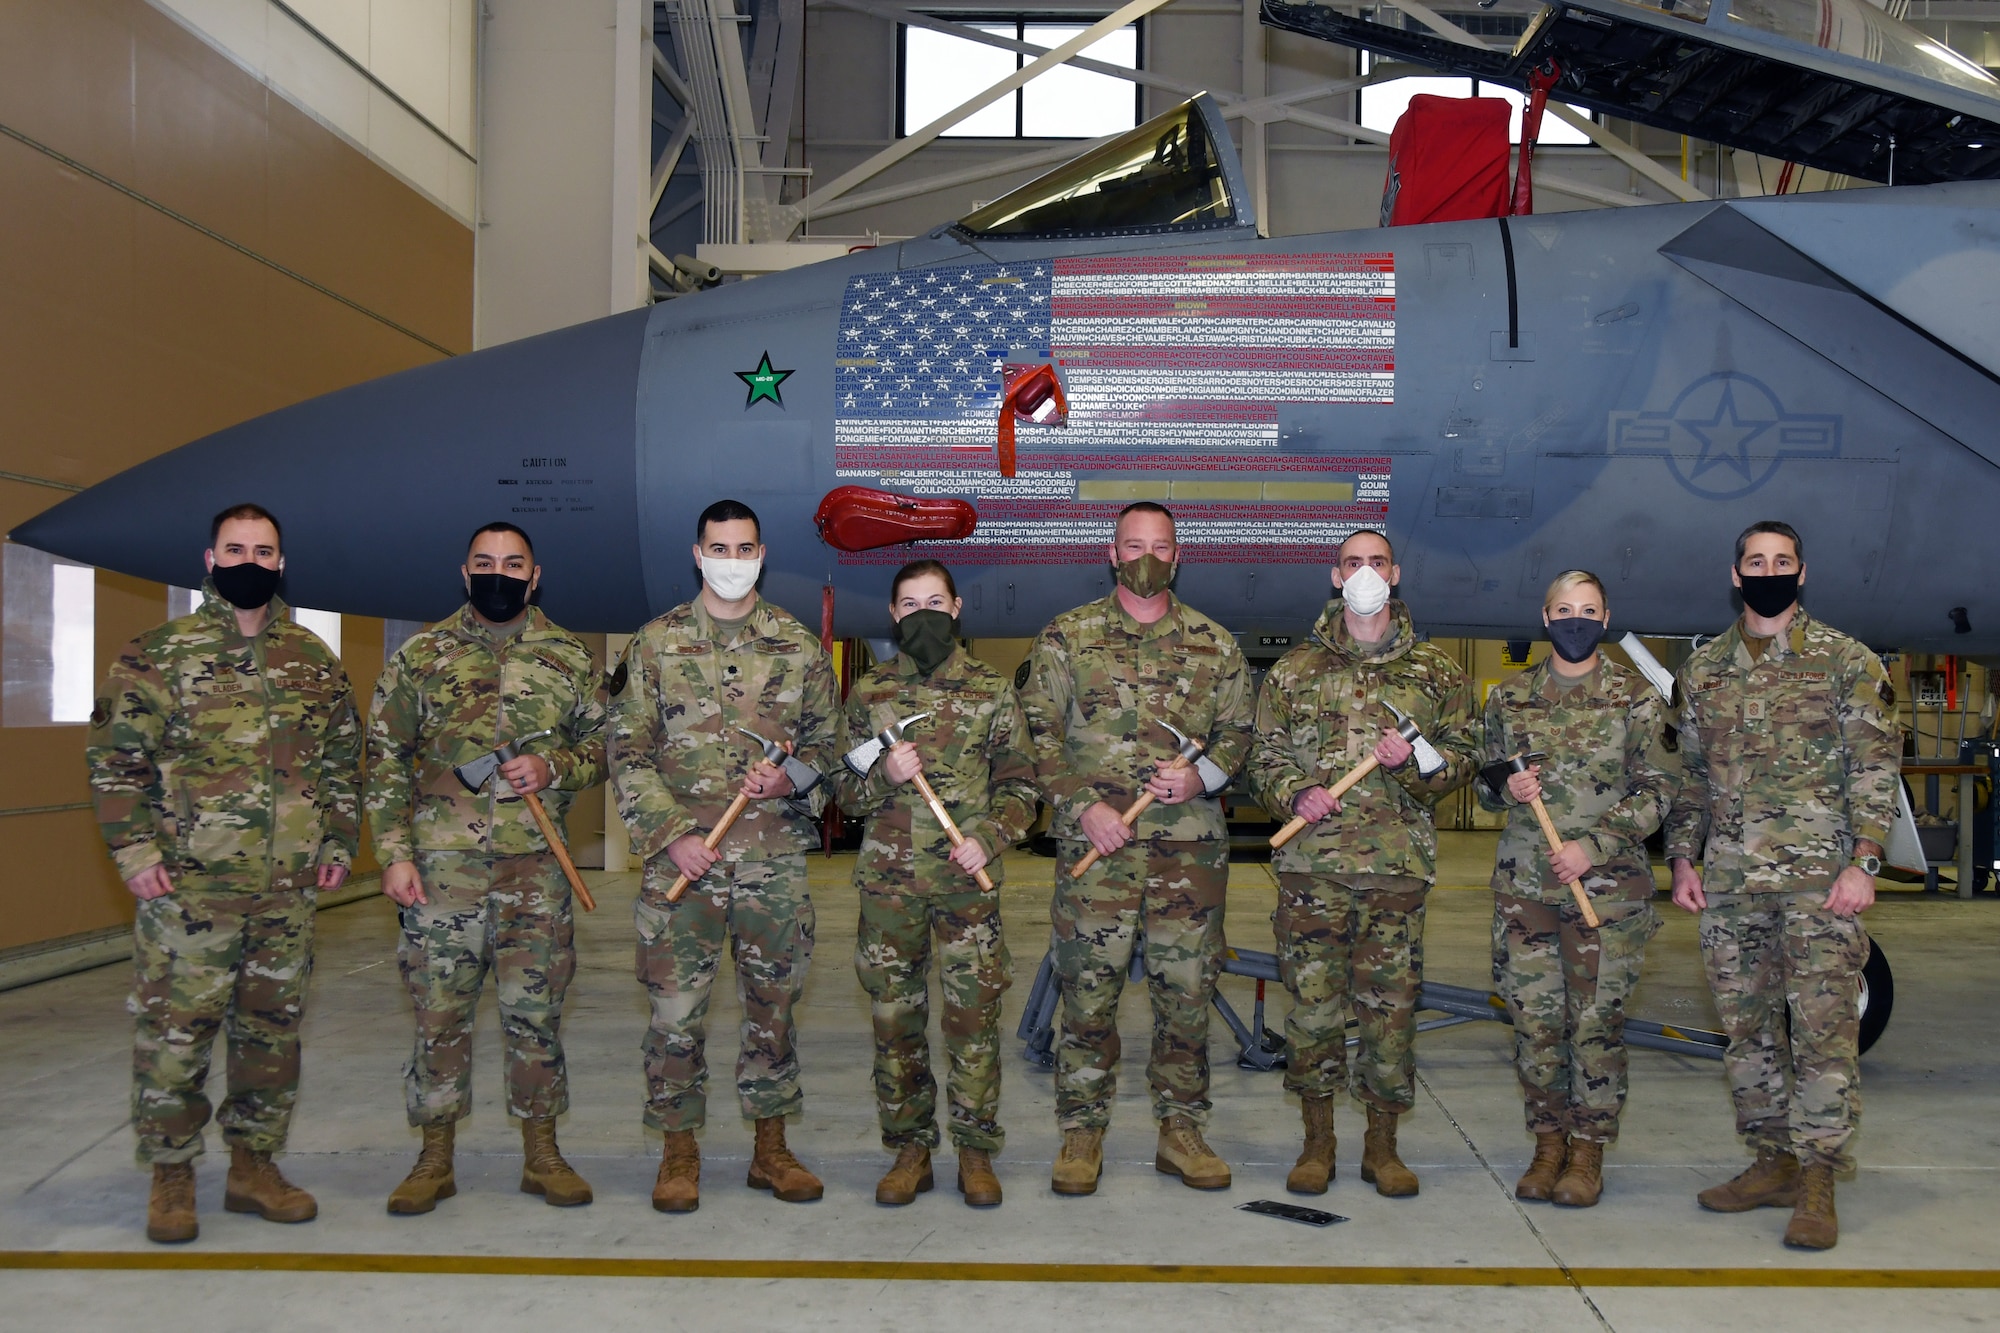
[
  {"xmin": 666, "ymin": 726, "xmax": 811, "ymax": 902},
  {"xmin": 1269, "ymin": 701, "xmax": 1447, "ymax": 851},
  {"xmin": 1481, "ymin": 752, "xmax": 1600, "ymax": 928},
  {"xmin": 1073, "ymin": 719, "xmax": 1207, "ymax": 876},
  {"xmin": 846, "ymin": 710, "xmax": 995, "ymax": 891},
  {"xmin": 454, "ymin": 728, "xmax": 596, "ymax": 912}
]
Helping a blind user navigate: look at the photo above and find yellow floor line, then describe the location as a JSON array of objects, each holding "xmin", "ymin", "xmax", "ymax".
[{"xmin": 2, "ymin": 1252, "xmax": 1997, "ymax": 1287}]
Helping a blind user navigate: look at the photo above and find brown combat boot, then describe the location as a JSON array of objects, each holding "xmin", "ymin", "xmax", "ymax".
[
  {"xmin": 224, "ymin": 1144, "xmax": 317, "ymax": 1223},
  {"xmin": 1051, "ymin": 1127, "xmax": 1104, "ymax": 1196},
  {"xmin": 1552, "ymin": 1137, "xmax": 1604, "ymax": 1208},
  {"xmin": 957, "ymin": 1148, "xmax": 1002, "ymax": 1207},
  {"xmin": 146, "ymin": 1162, "xmax": 198, "ymax": 1244},
  {"xmin": 387, "ymin": 1122, "xmax": 457, "ymax": 1215},
  {"xmin": 1783, "ymin": 1163, "xmax": 1839, "ymax": 1250},
  {"xmin": 748, "ymin": 1117, "xmax": 824, "ymax": 1202},
  {"xmin": 1286, "ymin": 1096, "xmax": 1337, "ymax": 1195},
  {"xmin": 875, "ymin": 1143, "xmax": 934, "ymax": 1206},
  {"xmin": 1360, "ymin": 1106, "xmax": 1419, "ymax": 1198},
  {"xmin": 519, "ymin": 1117, "xmax": 593, "ymax": 1206},
  {"xmin": 1697, "ymin": 1146, "xmax": 1800, "ymax": 1213},
  {"xmin": 1515, "ymin": 1131, "xmax": 1567, "ymax": 1202},
  {"xmin": 652, "ymin": 1130, "xmax": 700, "ymax": 1213},
  {"xmin": 1155, "ymin": 1115, "xmax": 1232, "ymax": 1189}
]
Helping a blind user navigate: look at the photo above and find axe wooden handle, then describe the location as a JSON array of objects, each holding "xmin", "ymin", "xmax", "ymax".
[
  {"xmin": 1269, "ymin": 753, "xmax": 1383, "ymax": 849},
  {"xmin": 1529, "ymin": 795, "xmax": 1599, "ymax": 928},
  {"xmin": 1072, "ymin": 754, "xmax": 1191, "ymax": 876},
  {"xmin": 667, "ymin": 790, "xmax": 751, "ymax": 903},
  {"xmin": 523, "ymin": 791, "xmax": 595, "ymax": 913},
  {"xmin": 910, "ymin": 771, "xmax": 995, "ymax": 891}
]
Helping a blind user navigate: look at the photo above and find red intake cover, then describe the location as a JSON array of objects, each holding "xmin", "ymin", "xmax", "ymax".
[
  {"xmin": 1380, "ymin": 94, "xmax": 1511, "ymax": 227},
  {"xmin": 814, "ymin": 486, "xmax": 978, "ymax": 552}
]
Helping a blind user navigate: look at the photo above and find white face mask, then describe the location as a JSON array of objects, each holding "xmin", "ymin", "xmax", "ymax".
[
  {"xmin": 701, "ymin": 555, "xmax": 762, "ymax": 601},
  {"xmin": 1338, "ymin": 564, "xmax": 1391, "ymax": 617}
]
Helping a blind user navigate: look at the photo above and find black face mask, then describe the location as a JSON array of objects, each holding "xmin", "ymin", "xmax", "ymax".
[
  {"xmin": 467, "ymin": 573, "xmax": 532, "ymax": 624},
  {"xmin": 1738, "ymin": 572, "xmax": 1800, "ymax": 619},
  {"xmin": 211, "ymin": 560, "xmax": 280, "ymax": 610},
  {"xmin": 1546, "ymin": 616, "xmax": 1608, "ymax": 664},
  {"xmin": 895, "ymin": 609, "xmax": 959, "ymax": 675}
]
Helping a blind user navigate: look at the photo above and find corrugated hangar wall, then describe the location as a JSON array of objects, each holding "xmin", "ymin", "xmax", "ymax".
[{"xmin": 0, "ymin": 0, "xmax": 473, "ymax": 954}]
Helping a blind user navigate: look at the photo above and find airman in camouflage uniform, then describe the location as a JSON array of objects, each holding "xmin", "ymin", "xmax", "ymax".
[
  {"xmin": 1666, "ymin": 521, "xmax": 1900, "ymax": 1250},
  {"xmin": 1248, "ymin": 532, "xmax": 1477, "ymax": 1198},
  {"xmin": 836, "ymin": 560, "xmax": 1040, "ymax": 1207},
  {"xmin": 610, "ymin": 500, "xmax": 838, "ymax": 1212},
  {"xmin": 1477, "ymin": 569, "xmax": 1678, "ymax": 1207},
  {"xmin": 367, "ymin": 522, "xmax": 606, "ymax": 1213},
  {"xmin": 1019, "ymin": 503, "xmax": 1253, "ymax": 1195},
  {"xmin": 87, "ymin": 504, "xmax": 359, "ymax": 1243}
]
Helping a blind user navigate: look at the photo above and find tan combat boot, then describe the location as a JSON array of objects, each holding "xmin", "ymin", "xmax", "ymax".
[
  {"xmin": 146, "ymin": 1162, "xmax": 198, "ymax": 1244},
  {"xmin": 875, "ymin": 1143, "xmax": 933, "ymax": 1206},
  {"xmin": 1051, "ymin": 1127, "xmax": 1104, "ymax": 1196},
  {"xmin": 1552, "ymin": 1137, "xmax": 1604, "ymax": 1208},
  {"xmin": 224, "ymin": 1144, "xmax": 318, "ymax": 1223},
  {"xmin": 1697, "ymin": 1147, "xmax": 1800, "ymax": 1213},
  {"xmin": 957, "ymin": 1148, "xmax": 1002, "ymax": 1207},
  {"xmin": 1360, "ymin": 1106, "xmax": 1419, "ymax": 1198},
  {"xmin": 748, "ymin": 1117, "xmax": 824, "ymax": 1202},
  {"xmin": 1783, "ymin": 1163, "xmax": 1839, "ymax": 1250},
  {"xmin": 519, "ymin": 1117, "xmax": 593, "ymax": 1206},
  {"xmin": 1155, "ymin": 1115, "xmax": 1231, "ymax": 1190},
  {"xmin": 387, "ymin": 1122, "xmax": 457, "ymax": 1215},
  {"xmin": 652, "ymin": 1130, "xmax": 700, "ymax": 1213},
  {"xmin": 1285, "ymin": 1096, "xmax": 1337, "ymax": 1195},
  {"xmin": 1515, "ymin": 1131, "xmax": 1567, "ymax": 1202}
]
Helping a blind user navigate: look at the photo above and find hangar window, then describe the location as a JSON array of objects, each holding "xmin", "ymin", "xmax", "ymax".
[
  {"xmin": 3, "ymin": 542, "xmax": 95, "ymax": 727},
  {"xmin": 1357, "ymin": 50, "xmax": 1595, "ymax": 144},
  {"xmin": 900, "ymin": 15, "xmax": 1142, "ymax": 139}
]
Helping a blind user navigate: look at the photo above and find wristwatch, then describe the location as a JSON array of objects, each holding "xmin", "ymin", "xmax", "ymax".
[{"xmin": 1851, "ymin": 854, "xmax": 1883, "ymax": 876}]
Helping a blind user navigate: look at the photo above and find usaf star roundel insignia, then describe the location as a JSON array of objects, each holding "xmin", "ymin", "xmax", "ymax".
[{"xmin": 736, "ymin": 352, "xmax": 793, "ymax": 408}]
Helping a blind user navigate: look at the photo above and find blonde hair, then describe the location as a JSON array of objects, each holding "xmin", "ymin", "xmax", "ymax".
[{"xmin": 1543, "ymin": 569, "xmax": 1607, "ymax": 613}]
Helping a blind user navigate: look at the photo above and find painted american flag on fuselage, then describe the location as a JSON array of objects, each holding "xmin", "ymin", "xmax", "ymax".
[{"xmin": 832, "ymin": 253, "xmax": 1395, "ymax": 467}]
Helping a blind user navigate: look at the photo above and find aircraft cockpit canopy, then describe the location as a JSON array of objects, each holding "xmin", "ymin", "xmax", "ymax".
[{"xmin": 955, "ymin": 94, "xmax": 1252, "ymax": 240}]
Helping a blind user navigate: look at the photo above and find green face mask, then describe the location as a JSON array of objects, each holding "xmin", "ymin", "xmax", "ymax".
[
  {"xmin": 1114, "ymin": 552, "xmax": 1176, "ymax": 599},
  {"xmin": 895, "ymin": 608, "xmax": 959, "ymax": 675}
]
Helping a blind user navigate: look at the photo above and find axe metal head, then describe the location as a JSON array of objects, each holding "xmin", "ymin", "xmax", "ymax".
[
  {"xmin": 452, "ymin": 727, "xmax": 557, "ymax": 793},
  {"xmin": 876, "ymin": 711, "xmax": 931, "ymax": 746},
  {"xmin": 1479, "ymin": 751, "xmax": 1548, "ymax": 798},
  {"xmin": 1156, "ymin": 718, "xmax": 1205, "ymax": 759},
  {"xmin": 735, "ymin": 725, "xmax": 785, "ymax": 762}
]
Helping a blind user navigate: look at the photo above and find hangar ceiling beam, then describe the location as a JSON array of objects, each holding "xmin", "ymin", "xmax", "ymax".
[
  {"xmin": 783, "ymin": 0, "xmax": 1177, "ymax": 230},
  {"xmin": 652, "ymin": 113, "xmax": 698, "ymax": 211}
]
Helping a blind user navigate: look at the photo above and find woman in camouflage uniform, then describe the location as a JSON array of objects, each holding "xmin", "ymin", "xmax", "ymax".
[
  {"xmin": 1478, "ymin": 570, "xmax": 1678, "ymax": 1208},
  {"xmin": 835, "ymin": 560, "xmax": 1039, "ymax": 1209}
]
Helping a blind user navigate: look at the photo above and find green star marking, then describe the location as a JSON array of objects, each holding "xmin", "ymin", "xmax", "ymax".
[{"xmin": 736, "ymin": 352, "xmax": 794, "ymax": 408}]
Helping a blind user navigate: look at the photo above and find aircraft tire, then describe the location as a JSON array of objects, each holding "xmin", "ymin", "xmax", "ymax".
[{"xmin": 1859, "ymin": 936, "xmax": 1893, "ymax": 1056}]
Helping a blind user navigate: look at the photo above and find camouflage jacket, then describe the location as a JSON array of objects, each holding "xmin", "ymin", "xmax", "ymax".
[
  {"xmin": 610, "ymin": 596, "xmax": 839, "ymax": 863},
  {"xmin": 1019, "ymin": 591, "xmax": 1253, "ymax": 846},
  {"xmin": 1477, "ymin": 655, "xmax": 1679, "ymax": 903},
  {"xmin": 1248, "ymin": 600, "xmax": 1478, "ymax": 881},
  {"xmin": 86, "ymin": 584, "xmax": 361, "ymax": 886},
  {"xmin": 1664, "ymin": 609, "xmax": 1901, "ymax": 894},
  {"xmin": 367, "ymin": 605, "xmax": 606, "ymax": 861},
  {"xmin": 835, "ymin": 645, "xmax": 1040, "ymax": 890}
]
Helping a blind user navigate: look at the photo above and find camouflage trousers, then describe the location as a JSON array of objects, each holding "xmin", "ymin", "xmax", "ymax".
[
  {"xmin": 129, "ymin": 880, "xmax": 316, "ymax": 1166},
  {"xmin": 635, "ymin": 853, "xmax": 814, "ymax": 1130},
  {"xmin": 855, "ymin": 884, "xmax": 1012, "ymax": 1152},
  {"xmin": 397, "ymin": 851, "xmax": 575, "ymax": 1126},
  {"xmin": 1699, "ymin": 890, "xmax": 1868, "ymax": 1171},
  {"xmin": 1274, "ymin": 873, "xmax": 1428, "ymax": 1113},
  {"xmin": 1493, "ymin": 894, "xmax": 1659, "ymax": 1143},
  {"xmin": 1050, "ymin": 836, "xmax": 1227, "ymax": 1130}
]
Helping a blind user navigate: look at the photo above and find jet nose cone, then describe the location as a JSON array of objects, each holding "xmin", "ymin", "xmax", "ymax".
[{"xmin": 10, "ymin": 308, "xmax": 654, "ymax": 630}]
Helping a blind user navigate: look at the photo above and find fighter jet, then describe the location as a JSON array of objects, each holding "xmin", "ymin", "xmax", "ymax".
[{"xmin": 14, "ymin": 0, "xmax": 2000, "ymax": 651}]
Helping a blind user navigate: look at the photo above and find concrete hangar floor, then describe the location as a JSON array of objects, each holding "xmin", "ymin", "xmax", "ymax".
[{"xmin": 2, "ymin": 834, "xmax": 1995, "ymax": 1331}]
